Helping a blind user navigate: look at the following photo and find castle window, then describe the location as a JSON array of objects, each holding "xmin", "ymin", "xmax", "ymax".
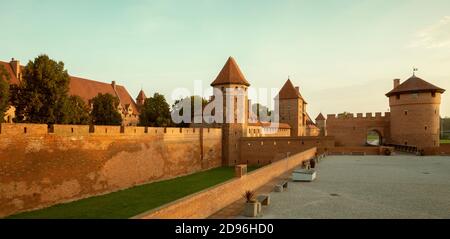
[
  {"xmin": 404, "ymin": 111, "xmax": 408, "ymax": 116},
  {"xmin": 396, "ymin": 94, "xmax": 400, "ymax": 100},
  {"xmin": 24, "ymin": 127, "xmax": 27, "ymax": 134},
  {"xmin": 432, "ymin": 92, "xmax": 436, "ymax": 98},
  {"xmin": 411, "ymin": 93, "xmax": 418, "ymax": 99},
  {"xmin": 404, "ymin": 141, "xmax": 408, "ymax": 146},
  {"xmin": 425, "ymin": 126, "xmax": 428, "ymax": 131}
]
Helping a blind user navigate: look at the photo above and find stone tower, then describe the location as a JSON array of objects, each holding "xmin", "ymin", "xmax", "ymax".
[
  {"xmin": 315, "ymin": 113, "xmax": 326, "ymax": 136},
  {"xmin": 386, "ymin": 75, "xmax": 445, "ymax": 149},
  {"xmin": 136, "ymin": 89, "xmax": 147, "ymax": 107},
  {"xmin": 211, "ymin": 57, "xmax": 250, "ymax": 166},
  {"xmin": 275, "ymin": 79, "xmax": 307, "ymax": 137}
]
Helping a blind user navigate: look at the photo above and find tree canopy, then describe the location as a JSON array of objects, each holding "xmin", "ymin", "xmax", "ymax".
[
  {"xmin": 172, "ymin": 95, "xmax": 208, "ymax": 127},
  {"xmin": 12, "ymin": 55, "xmax": 70, "ymax": 124},
  {"xmin": 139, "ymin": 93, "xmax": 171, "ymax": 127},
  {"xmin": 62, "ymin": 95, "xmax": 91, "ymax": 125},
  {"xmin": 90, "ymin": 93, "xmax": 123, "ymax": 126},
  {"xmin": 0, "ymin": 65, "xmax": 10, "ymax": 122},
  {"xmin": 252, "ymin": 103, "xmax": 272, "ymax": 122}
]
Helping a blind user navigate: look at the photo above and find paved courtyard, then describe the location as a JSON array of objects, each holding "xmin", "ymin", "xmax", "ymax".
[{"xmin": 255, "ymin": 155, "xmax": 450, "ymax": 219}]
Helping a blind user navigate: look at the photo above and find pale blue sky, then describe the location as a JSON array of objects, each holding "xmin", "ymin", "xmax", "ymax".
[{"xmin": 1, "ymin": 0, "xmax": 449, "ymax": 117}]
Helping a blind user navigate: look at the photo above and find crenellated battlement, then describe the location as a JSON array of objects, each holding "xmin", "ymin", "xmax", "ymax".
[
  {"xmin": 326, "ymin": 112, "xmax": 391, "ymax": 120},
  {"xmin": 0, "ymin": 123, "xmax": 221, "ymax": 137}
]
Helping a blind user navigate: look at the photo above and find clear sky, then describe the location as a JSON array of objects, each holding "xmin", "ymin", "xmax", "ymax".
[{"xmin": 1, "ymin": 0, "xmax": 449, "ymax": 118}]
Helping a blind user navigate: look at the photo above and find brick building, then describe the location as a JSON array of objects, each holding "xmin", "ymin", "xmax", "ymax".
[
  {"xmin": 324, "ymin": 74, "xmax": 445, "ymax": 152},
  {"xmin": 1, "ymin": 58, "xmax": 142, "ymax": 126},
  {"xmin": 210, "ymin": 57, "xmax": 319, "ymax": 165}
]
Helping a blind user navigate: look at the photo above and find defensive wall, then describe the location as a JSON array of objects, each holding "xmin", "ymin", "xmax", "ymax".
[
  {"xmin": 423, "ymin": 144, "xmax": 450, "ymax": 155},
  {"xmin": 134, "ymin": 148, "xmax": 317, "ymax": 219},
  {"xmin": 0, "ymin": 123, "xmax": 222, "ymax": 218},
  {"xmin": 239, "ymin": 136, "xmax": 335, "ymax": 165},
  {"xmin": 326, "ymin": 112, "xmax": 391, "ymax": 147}
]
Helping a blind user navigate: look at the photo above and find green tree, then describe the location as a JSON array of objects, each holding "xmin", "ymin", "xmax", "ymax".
[
  {"xmin": 139, "ymin": 93, "xmax": 171, "ymax": 127},
  {"xmin": 13, "ymin": 55, "xmax": 70, "ymax": 124},
  {"xmin": 172, "ymin": 95, "xmax": 208, "ymax": 127},
  {"xmin": 252, "ymin": 103, "xmax": 272, "ymax": 121},
  {"xmin": 90, "ymin": 93, "xmax": 123, "ymax": 125},
  {"xmin": 62, "ymin": 96, "xmax": 91, "ymax": 125},
  {"xmin": 0, "ymin": 65, "xmax": 11, "ymax": 122}
]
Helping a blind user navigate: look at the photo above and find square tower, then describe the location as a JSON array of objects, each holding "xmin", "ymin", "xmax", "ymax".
[{"xmin": 275, "ymin": 79, "xmax": 307, "ymax": 137}]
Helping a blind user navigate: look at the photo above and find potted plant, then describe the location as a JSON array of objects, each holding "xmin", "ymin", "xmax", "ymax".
[
  {"xmin": 243, "ymin": 190, "xmax": 259, "ymax": 217},
  {"xmin": 309, "ymin": 158, "xmax": 316, "ymax": 168}
]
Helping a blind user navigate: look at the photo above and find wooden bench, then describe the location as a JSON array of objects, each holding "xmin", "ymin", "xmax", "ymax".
[{"xmin": 256, "ymin": 194, "xmax": 270, "ymax": 206}]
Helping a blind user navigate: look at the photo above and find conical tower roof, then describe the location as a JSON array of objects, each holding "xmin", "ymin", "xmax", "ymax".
[
  {"xmin": 386, "ymin": 75, "xmax": 445, "ymax": 97},
  {"xmin": 136, "ymin": 89, "xmax": 147, "ymax": 101},
  {"xmin": 211, "ymin": 57, "xmax": 250, "ymax": 87},
  {"xmin": 276, "ymin": 79, "xmax": 304, "ymax": 100},
  {"xmin": 315, "ymin": 113, "xmax": 325, "ymax": 121}
]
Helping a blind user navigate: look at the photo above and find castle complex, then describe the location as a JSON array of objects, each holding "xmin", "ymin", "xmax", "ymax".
[
  {"xmin": 207, "ymin": 57, "xmax": 447, "ymax": 166},
  {"xmin": 0, "ymin": 55, "xmax": 449, "ymax": 218},
  {"xmin": 324, "ymin": 75, "xmax": 445, "ymax": 154}
]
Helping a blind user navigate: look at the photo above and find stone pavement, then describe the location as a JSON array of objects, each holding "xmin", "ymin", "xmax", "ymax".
[{"xmin": 211, "ymin": 155, "xmax": 450, "ymax": 219}]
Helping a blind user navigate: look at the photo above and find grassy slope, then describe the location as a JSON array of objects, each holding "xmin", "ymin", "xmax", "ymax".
[
  {"xmin": 8, "ymin": 166, "xmax": 259, "ymax": 219},
  {"xmin": 441, "ymin": 139, "xmax": 450, "ymax": 144}
]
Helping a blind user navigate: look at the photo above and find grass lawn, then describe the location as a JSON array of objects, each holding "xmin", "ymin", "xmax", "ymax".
[
  {"xmin": 441, "ymin": 139, "xmax": 450, "ymax": 144},
  {"xmin": 7, "ymin": 166, "xmax": 260, "ymax": 219}
]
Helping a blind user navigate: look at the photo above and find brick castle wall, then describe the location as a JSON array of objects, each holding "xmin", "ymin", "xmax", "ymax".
[
  {"xmin": 239, "ymin": 136, "xmax": 335, "ymax": 165},
  {"xmin": 0, "ymin": 123, "xmax": 222, "ymax": 218},
  {"xmin": 326, "ymin": 112, "xmax": 391, "ymax": 146}
]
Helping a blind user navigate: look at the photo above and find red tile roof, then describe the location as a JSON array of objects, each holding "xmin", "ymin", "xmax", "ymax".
[
  {"xmin": 276, "ymin": 79, "xmax": 305, "ymax": 101},
  {"xmin": 2, "ymin": 59, "xmax": 139, "ymax": 115},
  {"xmin": 136, "ymin": 89, "xmax": 147, "ymax": 101},
  {"xmin": 386, "ymin": 75, "xmax": 445, "ymax": 97},
  {"xmin": 315, "ymin": 113, "xmax": 325, "ymax": 121},
  {"xmin": 0, "ymin": 61, "xmax": 20, "ymax": 85},
  {"xmin": 211, "ymin": 57, "xmax": 250, "ymax": 87},
  {"xmin": 69, "ymin": 77, "xmax": 139, "ymax": 115}
]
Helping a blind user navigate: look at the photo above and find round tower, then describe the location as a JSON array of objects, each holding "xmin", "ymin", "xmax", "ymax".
[
  {"xmin": 386, "ymin": 75, "xmax": 445, "ymax": 150},
  {"xmin": 211, "ymin": 57, "xmax": 250, "ymax": 166}
]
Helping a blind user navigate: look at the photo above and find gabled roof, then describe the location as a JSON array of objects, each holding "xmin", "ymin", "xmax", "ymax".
[
  {"xmin": 1, "ymin": 58, "xmax": 139, "ymax": 115},
  {"xmin": 315, "ymin": 113, "xmax": 325, "ymax": 121},
  {"xmin": 69, "ymin": 77, "xmax": 139, "ymax": 115},
  {"xmin": 276, "ymin": 79, "xmax": 305, "ymax": 100},
  {"xmin": 305, "ymin": 113, "xmax": 316, "ymax": 126},
  {"xmin": 211, "ymin": 57, "xmax": 250, "ymax": 87},
  {"xmin": 386, "ymin": 75, "xmax": 445, "ymax": 97},
  {"xmin": 0, "ymin": 61, "xmax": 21, "ymax": 85},
  {"xmin": 136, "ymin": 89, "xmax": 147, "ymax": 101}
]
